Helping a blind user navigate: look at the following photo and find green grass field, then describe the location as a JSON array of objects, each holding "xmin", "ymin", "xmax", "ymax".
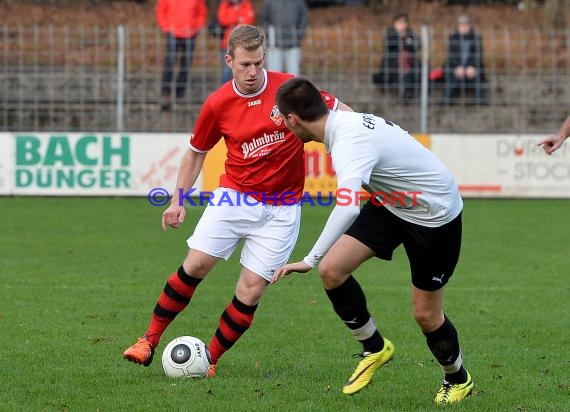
[{"xmin": 1, "ymin": 197, "xmax": 568, "ymax": 411}]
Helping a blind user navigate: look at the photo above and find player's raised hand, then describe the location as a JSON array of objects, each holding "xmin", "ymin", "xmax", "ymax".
[
  {"xmin": 272, "ymin": 261, "xmax": 312, "ymax": 283},
  {"xmin": 161, "ymin": 204, "xmax": 186, "ymax": 231}
]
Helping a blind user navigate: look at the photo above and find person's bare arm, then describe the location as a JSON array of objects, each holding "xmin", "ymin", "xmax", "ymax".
[
  {"xmin": 272, "ymin": 178, "xmax": 362, "ymax": 283},
  {"xmin": 161, "ymin": 148, "xmax": 207, "ymax": 231},
  {"xmin": 538, "ymin": 116, "xmax": 570, "ymax": 155}
]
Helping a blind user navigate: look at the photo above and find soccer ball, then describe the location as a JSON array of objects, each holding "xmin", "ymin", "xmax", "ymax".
[{"xmin": 161, "ymin": 336, "xmax": 211, "ymax": 378}]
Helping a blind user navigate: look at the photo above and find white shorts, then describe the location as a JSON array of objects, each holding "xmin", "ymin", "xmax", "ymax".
[{"xmin": 187, "ymin": 188, "xmax": 302, "ymax": 282}]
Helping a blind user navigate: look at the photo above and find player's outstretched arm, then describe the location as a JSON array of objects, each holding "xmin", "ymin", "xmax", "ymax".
[
  {"xmin": 161, "ymin": 148, "xmax": 207, "ymax": 231},
  {"xmin": 538, "ymin": 115, "xmax": 570, "ymax": 155},
  {"xmin": 272, "ymin": 179, "xmax": 363, "ymax": 284}
]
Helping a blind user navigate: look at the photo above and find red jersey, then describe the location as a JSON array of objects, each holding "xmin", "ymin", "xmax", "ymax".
[
  {"xmin": 217, "ymin": 0, "xmax": 256, "ymax": 51},
  {"xmin": 190, "ymin": 70, "xmax": 338, "ymax": 205},
  {"xmin": 156, "ymin": 0, "xmax": 207, "ymax": 39}
]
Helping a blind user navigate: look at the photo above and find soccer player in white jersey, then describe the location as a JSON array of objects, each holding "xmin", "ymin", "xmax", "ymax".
[
  {"xmin": 272, "ymin": 77, "xmax": 473, "ymax": 404},
  {"xmin": 123, "ymin": 26, "xmax": 349, "ymax": 375}
]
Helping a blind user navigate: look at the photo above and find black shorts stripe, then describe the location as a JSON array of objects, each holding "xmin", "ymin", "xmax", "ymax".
[
  {"xmin": 215, "ymin": 329, "xmax": 234, "ymax": 349},
  {"xmin": 153, "ymin": 303, "xmax": 177, "ymax": 319},
  {"xmin": 221, "ymin": 310, "xmax": 248, "ymax": 334},
  {"xmin": 177, "ymin": 266, "xmax": 202, "ymax": 287},
  {"xmin": 164, "ymin": 282, "xmax": 191, "ymax": 304}
]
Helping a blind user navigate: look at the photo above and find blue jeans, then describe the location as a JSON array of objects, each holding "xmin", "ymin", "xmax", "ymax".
[
  {"xmin": 161, "ymin": 34, "xmax": 197, "ymax": 99},
  {"xmin": 443, "ymin": 72, "xmax": 487, "ymax": 105}
]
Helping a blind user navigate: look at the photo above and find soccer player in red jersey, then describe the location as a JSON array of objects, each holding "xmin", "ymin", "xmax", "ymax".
[{"xmin": 123, "ymin": 25, "xmax": 351, "ymax": 375}]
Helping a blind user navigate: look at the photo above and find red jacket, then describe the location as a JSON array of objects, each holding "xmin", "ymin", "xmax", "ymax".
[
  {"xmin": 217, "ymin": 0, "xmax": 255, "ymax": 50},
  {"xmin": 156, "ymin": 0, "xmax": 208, "ymax": 39}
]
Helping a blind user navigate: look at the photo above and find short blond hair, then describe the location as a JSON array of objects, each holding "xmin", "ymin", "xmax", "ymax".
[{"xmin": 227, "ymin": 25, "xmax": 265, "ymax": 58}]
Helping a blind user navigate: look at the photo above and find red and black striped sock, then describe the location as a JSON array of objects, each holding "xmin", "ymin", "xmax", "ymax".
[
  {"xmin": 208, "ymin": 296, "xmax": 257, "ymax": 364},
  {"xmin": 144, "ymin": 266, "xmax": 202, "ymax": 348}
]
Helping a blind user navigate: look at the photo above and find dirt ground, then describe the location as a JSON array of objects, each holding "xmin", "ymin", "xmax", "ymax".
[{"xmin": 0, "ymin": 0, "xmax": 547, "ymax": 32}]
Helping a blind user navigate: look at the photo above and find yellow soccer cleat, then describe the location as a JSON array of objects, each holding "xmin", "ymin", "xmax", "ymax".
[
  {"xmin": 434, "ymin": 372, "xmax": 473, "ymax": 404},
  {"xmin": 342, "ymin": 338, "xmax": 395, "ymax": 395}
]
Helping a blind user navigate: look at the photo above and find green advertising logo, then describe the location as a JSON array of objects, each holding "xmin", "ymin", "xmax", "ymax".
[{"xmin": 15, "ymin": 135, "xmax": 131, "ymax": 189}]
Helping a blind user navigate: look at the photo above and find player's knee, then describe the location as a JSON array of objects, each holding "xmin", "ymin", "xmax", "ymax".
[
  {"xmin": 235, "ymin": 270, "xmax": 268, "ymax": 306},
  {"xmin": 317, "ymin": 259, "xmax": 346, "ymax": 289},
  {"xmin": 182, "ymin": 254, "xmax": 215, "ymax": 278},
  {"xmin": 235, "ymin": 288, "xmax": 263, "ymax": 306},
  {"xmin": 317, "ymin": 259, "xmax": 334, "ymax": 282},
  {"xmin": 413, "ymin": 307, "xmax": 443, "ymax": 332}
]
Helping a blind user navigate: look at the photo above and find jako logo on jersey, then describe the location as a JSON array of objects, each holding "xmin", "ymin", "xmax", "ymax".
[
  {"xmin": 248, "ymin": 99, "xmax": 261, "ymax": 107},
  {"xmin": 242, "ymin": 131, "xmax": 286, "ymax": 159},
  {"xmin": 270, "ymin": 105, "xmax": 282, "ymax": 126}
]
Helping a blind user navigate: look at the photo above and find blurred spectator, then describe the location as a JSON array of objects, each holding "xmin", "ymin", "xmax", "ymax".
[
  {"xmin": 442, "ymin": 15, "xmax": 487, "ymax": 106},
  {"xmin": 156, "ymin": 0, "xmax": 208, "ymax": 111},
  {"xmin": 372, "ymin": 13, "xmax": 420, "ymax": 101},
  {"xmin": 217, "ymin": 0, "xmax": 256, "ymax": 84},
  {"xmin": 261, "ymin": 0, "xmax": 308, "ymax": 76}
]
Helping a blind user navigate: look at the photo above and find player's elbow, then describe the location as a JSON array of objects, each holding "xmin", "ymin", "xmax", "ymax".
[{"xmin": 340, "ymin": 204, "xmax": 361, "ymax": 225}]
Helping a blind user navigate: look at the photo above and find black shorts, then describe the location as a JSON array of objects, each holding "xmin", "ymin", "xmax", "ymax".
[{"xmin": 345, "ymin": 201, "xmax": 462, "ymax": 291}]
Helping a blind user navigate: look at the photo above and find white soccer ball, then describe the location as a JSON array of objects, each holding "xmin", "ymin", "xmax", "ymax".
[{"xmin": 161, "ymin": 336, "xmax": 211, "ymax": 378}]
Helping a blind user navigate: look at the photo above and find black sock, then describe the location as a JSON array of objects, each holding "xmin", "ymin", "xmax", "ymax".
[
  {"xmin": 445, "ymin": 368, "xmax": 468, "ymax": 384},
  {"xmin": 361, "ymin": 333, "xmax": 384, "ymax": 353},
  {"xmin": 423, "ymin": 315, "xmax": 467, "ymax": 383},
  {"xmin": 325, "ymin": 275, "xmax": 383, "ymax": 353}
]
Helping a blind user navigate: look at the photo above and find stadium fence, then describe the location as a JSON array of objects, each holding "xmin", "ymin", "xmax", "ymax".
[{"xmin": 1, "ymin": 25, "xmax": 568, "ymax": 133}]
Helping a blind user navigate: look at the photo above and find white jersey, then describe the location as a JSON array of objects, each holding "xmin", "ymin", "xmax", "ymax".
[{"xmin": 324, "ymin": 110, "xmax": 463, "ymax": 227}]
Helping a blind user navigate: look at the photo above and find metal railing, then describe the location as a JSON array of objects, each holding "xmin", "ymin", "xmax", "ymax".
[{"xmin": 1, "ymin": 24, "xmax": 568, "ymax": 133}]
